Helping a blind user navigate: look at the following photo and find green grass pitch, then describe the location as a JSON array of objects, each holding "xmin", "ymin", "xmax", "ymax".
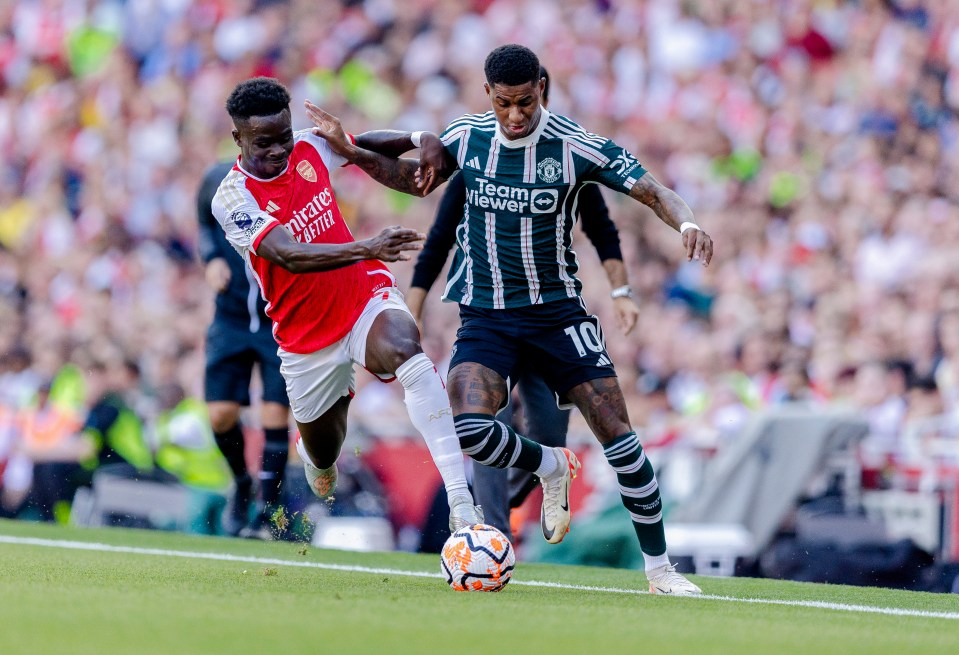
[{"xmin": 1, "ymin": 519, "xmax": 957, "ymax": 655}]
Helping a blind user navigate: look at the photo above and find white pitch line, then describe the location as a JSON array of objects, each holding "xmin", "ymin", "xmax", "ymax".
[{"xmin": 2, "ymin": 535, "xmax": 957, "ymax": 621}]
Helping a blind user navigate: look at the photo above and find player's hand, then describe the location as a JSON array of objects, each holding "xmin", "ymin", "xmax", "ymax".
[
  {"xmin": 204, "ymin": 258, "xmax": 231, "ymax": 293},
  {"xmin": 304, "ymin": 101, "xmax": 352, "ymax": 156},
  {"xmin": 415, "ymin": 133, "xmax": 447, "ymax": 196},
  {"xmin": 364, "ymin": 226, "xmax": 425, "ymax": 262},
  {"xmin": 613, "ymin": 296, "xmax": 639, "ymax": 335},
  {"xmin": 683, "ymin": 227, "xmax": 713, "ymax": 266}
]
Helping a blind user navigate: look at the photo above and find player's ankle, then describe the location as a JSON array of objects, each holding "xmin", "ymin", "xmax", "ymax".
[
  {"xmin": 448, "ymin": 493, "xmax": 473, "ymax": 507},
  {"xmin": 534, "ymin": 447, "xmax": 560, "ymax": 479}
]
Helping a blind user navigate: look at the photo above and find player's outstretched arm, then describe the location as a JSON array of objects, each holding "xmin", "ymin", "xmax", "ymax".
[
  {"xmin": 353, "ymin": 130, "xmax": 419, "ymax": 158},
  {"xmin": 353, "ymin": 130, "xmax": 456, "ymax": 195},
  {"xmin": 304, "ymin": 101, "xmax": 443, "ymax": 196},
  {"xmin": 628, "ymin": 172, "xmax": 713, "ymax": 266},
  {"xmin": 257, "ymin": 223, "xmax": 424, "ymax": 274}
]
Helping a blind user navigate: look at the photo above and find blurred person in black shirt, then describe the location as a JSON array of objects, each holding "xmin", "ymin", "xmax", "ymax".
[{"xmin": 197, "ymin": 162, "xmax": 292, "ymax": 538}]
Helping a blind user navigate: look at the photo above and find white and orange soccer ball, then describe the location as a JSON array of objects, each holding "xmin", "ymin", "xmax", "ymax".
[{"xmin": 440, "ymin": 524, "xmax": 515, "ymax": 592}]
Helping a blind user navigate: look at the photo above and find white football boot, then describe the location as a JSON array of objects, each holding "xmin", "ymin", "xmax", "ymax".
[
  {"xmin": 647, "ymin": 563, "xmax": 702, "ymax": 596},
  {"xmin": 540, "ymin": 447, "xmax": 581, "ymax": 544},
  {"xmin": 296, "ymin": 437, "xmax": 337, "ymax": 500},
  {"xmin": 448, "ymin": 495, "xmax": 484, "ymax": 532}
]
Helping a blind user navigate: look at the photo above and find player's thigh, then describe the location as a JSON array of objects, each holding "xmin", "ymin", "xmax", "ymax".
[
  {"xmin": 346, "ymin": 288, "xmax": 421, "ymax": 377},
  {"xmin": 204, "ymin": 330, "xmax": 256, "ymax": 406},
  {"xmin": 277, "ymin": 339, "xmax": 355, "ymax": 426},
  {"xmin": 447, "ymin": 307, "xmax": 520, "ymax": 415}
]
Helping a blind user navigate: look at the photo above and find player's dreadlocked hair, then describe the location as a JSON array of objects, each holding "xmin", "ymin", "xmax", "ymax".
[
  {"xmin": 484, "ymin": 44, "xmax": 541, "ymax": 87},
  {"xmin": 226, "ymin": 77, "xmax": 291, "ymax": 121}
]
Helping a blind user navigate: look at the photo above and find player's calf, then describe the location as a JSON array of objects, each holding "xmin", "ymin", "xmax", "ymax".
[{"xmin": 396, "ymin": 353, "xmax": 472, "ymax": 504}]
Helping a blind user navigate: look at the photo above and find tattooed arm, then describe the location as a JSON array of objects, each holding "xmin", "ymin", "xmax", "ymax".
[
  {"xmin": 304, "ymin": 101, "xmax": 445, "ymax": 196},
  {"xmin": 345, "ymin": 150, "xmax": 427, "ymax": 196},
  {"xmin": 352, "ymin": 130, "xmax": 419, "ymax": 158},
  {"xmin": 629, "ymin": 172, "xmax": 713, "ymax": 265}
]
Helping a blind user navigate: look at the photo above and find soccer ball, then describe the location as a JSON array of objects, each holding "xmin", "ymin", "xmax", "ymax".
[{"xmin": 440, "ymin": 524, "xmax": 515, "ymax": 592}]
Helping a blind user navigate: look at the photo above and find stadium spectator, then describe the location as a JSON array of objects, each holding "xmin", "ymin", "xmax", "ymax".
[{"xmin": 17, "ymin": 359, "xmax": 151, "ymax": 522}]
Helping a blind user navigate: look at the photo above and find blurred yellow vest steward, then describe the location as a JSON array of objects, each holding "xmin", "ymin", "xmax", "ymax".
[{"xmin": 155, "ymin": 398, "xmax": 231, "ymax": 492}]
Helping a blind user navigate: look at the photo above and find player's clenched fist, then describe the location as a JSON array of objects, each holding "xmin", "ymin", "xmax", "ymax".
[{"xmin": 363, "ymin": 226, "xmax": 425, "ymax": 262}]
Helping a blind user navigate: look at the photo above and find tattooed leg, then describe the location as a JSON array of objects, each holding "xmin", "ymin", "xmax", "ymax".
[
  {"xmin": 568, "ymin": 376, "xmax": 670, "ymax": 557},
  {"xmin": 447, "ymin": 362, "xmax": 508, "ymax": 416},
  {"xmin": 565, "ymin": 377, "xmax": 633, "ymax": 445},
  {"xmin": 448, "ymin": 362, "xmax": 545, "ymax": 472}
]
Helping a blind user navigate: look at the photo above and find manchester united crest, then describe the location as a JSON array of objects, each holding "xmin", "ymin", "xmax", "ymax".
[
  {"xmin": 296, "ymin": 160, "xmax": 317, "ymax": 183},
  {"xmin": 537, "ymin": 157, "xmax": 562, "ymax": 183}
]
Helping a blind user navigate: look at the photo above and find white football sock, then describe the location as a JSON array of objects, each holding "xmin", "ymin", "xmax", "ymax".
[
  {"xmin": 396, "ymin": 353, "xmax": 471, "ymax": 504},
  {"xmin": 644, "ymin": 552, "xmax": 671, "ymax": 573},
  {"xmin": 534, "ymin": 447, "xmax": 559, "ymax": 479},
  {"xmin": 295, "ymin": 436, "xmax": 318, "ymax": 468}
]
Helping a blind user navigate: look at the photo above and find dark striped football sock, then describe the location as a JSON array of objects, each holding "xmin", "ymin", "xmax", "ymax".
[
  {"xmin": 603, "ymin": 432, "xmax": 667, "ymax": 556},
  {"xmin": 454, "ymin": 413, "xmax": 544, "ymax": 472}
]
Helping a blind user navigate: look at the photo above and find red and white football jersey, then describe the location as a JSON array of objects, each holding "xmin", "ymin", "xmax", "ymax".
[{"xmin": 211, "ymin": 131, "xmax": 393, "ymax": 354}]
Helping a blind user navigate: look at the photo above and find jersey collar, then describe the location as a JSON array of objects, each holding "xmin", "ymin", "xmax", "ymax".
[
  {"xmin": 235, "ymin": 156, "xmax": 290, "ymax": 182},
  {"xmin": 494, "ymin": 108, "xmax": 550, "ymax": 149}
]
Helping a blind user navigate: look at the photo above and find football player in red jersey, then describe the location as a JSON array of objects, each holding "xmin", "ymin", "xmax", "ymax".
[{"xmin": 211, "ymin": 78, "xmax": 481, "ymax": 532}]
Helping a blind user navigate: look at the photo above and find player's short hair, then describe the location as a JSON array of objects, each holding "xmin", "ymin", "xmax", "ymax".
[
  {"xmin": 485, "ymin": 44, "xmax": 541, "ymax": 88},
  {"xmin": 226, "ymin": 77, "xmax": 291, "ymax": 122}
]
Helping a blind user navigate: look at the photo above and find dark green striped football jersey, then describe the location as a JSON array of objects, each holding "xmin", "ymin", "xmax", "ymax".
[{"xmin": 439, "ymin": 108, "xmax": 646, "ymax": 309}]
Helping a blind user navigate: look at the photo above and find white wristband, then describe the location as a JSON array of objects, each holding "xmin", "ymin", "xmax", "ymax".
[
  {"xmin": 679, "ymin": 221, "xmax": 700, "ymax": 235},
  {"xmin": 610, "ymin": 285, "xmax": 633, "ymax": 299},
  {"xmin": 410, "ymin": 131, "xmax": 424, "ymax": 148}
]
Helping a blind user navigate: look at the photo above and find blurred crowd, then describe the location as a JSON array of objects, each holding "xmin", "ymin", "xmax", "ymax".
[{"xmin": 3, "ymin": 0, "xmax": 959, "ymax": 527}]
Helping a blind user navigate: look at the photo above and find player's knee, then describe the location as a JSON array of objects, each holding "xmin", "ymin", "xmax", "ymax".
[
  {"xmin": 208, "ymin": 407, "xmax": 240, "ymax": 434},
  {"xmin": 379, "ymin": 337, "xmax": 422, "ymax": 373},
  {"xmin": 261, "ymin": 401, "xmax": 289, "ymax": 428}
]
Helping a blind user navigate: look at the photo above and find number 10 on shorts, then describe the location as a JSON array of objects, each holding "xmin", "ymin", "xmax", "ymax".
[{"xmin": 564, "ymin": 322, "xmax": 605, "ymax": 358}]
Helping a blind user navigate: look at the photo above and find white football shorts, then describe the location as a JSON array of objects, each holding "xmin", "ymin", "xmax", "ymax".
[{"xmin": 278, "ymin": 287, "xmax": 412, "ymax": 423}]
